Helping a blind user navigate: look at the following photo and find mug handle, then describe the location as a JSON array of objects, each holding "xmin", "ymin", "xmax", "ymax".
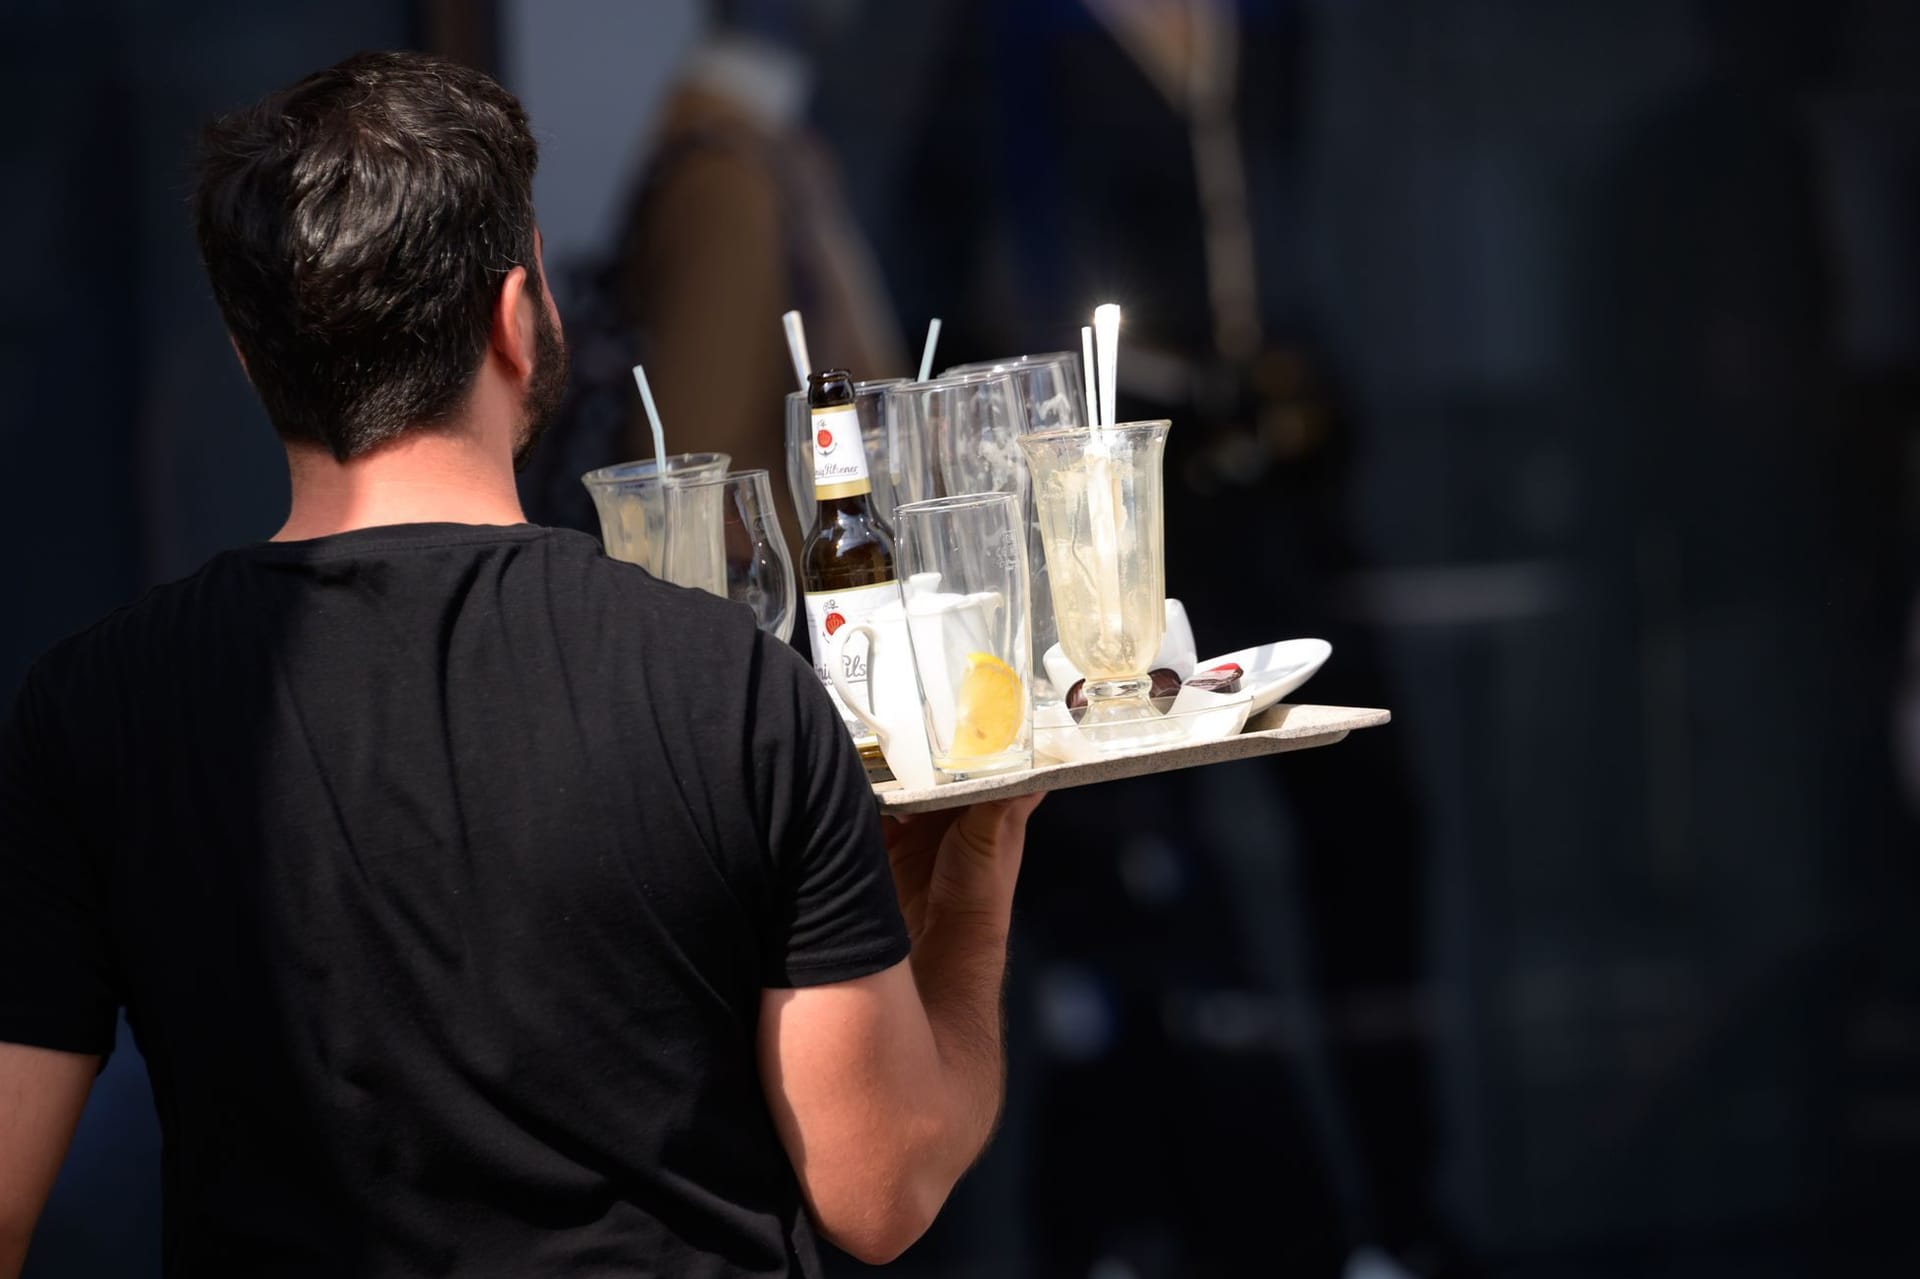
[{"xmin": 829, "ymin": 623, "xmax": 890, "ymax": 748}]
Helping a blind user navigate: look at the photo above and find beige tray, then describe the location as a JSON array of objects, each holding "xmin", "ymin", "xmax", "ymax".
[{"xmin": 872, "ymin": 703, "xmax": 1390, "ymax": 815}]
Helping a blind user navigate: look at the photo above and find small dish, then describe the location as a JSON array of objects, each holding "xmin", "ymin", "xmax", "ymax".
[{"xmin": 1034, "ymin": 685, "xmax": 1254, "ymax": 764}]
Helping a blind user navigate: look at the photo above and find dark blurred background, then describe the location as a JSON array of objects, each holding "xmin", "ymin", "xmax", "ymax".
[{"xmin": 7, "ymin": 1, "xmax": 1920, "ymax": 1276}]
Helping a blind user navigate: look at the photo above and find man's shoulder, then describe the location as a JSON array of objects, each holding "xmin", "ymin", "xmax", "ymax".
[
  {"xmin": 21, "ymin": 554, "xmax": 235, "ymax": 697},
  {"xmin": 524, "ymin": 527, "xmax": 834, "ymax": 714},
  {"xmin": 16, "ymin": 524, "xmax": 814, "ymax": 717},
  {"xmin": 556, "ymin": 530, "xmax": 761, "ymax": 634}
]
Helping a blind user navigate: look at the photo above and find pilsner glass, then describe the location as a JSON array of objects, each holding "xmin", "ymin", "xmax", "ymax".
[
  {"xmin": 1017, "ymin": 421, "xmax": 1171, "ymax": 729},
  {"xmin": 940, "ymin": 351, "xmax": 1087, "ymax": 433},
  {"xmin": 893, "ymin": 492, "xmax": 1033, "ymax": 781},
  {"xmin": 669, "ymin": 469, "xmax": 797, "ymax": 642},
  {"xmin": 886, "ymin": 371, "xmax": 1058, "ymax": 690},
  {"xmin": 783, "ymin": 377, "xmax": 930, "ymax": 527},
  {"xmin": 581, "ymin": 452, "xmax": 731, "ymax": 584}
]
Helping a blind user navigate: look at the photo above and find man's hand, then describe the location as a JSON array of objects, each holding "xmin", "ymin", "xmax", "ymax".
[
  {"xmin": 882, "ymin": 793, "xmax": 1044, "ymax": 944},
  {"xmin": 0, "ymin": 1042, "xmax": 96, "ymax": 1279}
]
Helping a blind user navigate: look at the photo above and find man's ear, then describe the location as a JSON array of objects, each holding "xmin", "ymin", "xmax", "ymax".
[
  {"xmin": 490, "ymin": 264, "xmax": 536, "ymax": 384},
  {"xmin": 226, "ymin": 333, "xmax": 252, "ymax": 385}
]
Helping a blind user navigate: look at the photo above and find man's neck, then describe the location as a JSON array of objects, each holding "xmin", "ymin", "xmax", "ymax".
[{"xmin": 274, "ymin": 427, "xmax": 527, "ymax": 542}]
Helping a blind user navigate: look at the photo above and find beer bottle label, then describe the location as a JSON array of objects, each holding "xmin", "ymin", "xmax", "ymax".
[
  {"xmin": 804, "ymin": 579, "xmax": 902, "ymax": 729},
  {"xmin": 810, "ymin": 404, "xmax": 871, "ymax": 499}
]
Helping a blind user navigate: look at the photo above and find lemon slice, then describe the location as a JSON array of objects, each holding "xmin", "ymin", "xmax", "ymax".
[{"xmin": 950, "ymin": 652, "xmax": 1024, "ymax": 758}]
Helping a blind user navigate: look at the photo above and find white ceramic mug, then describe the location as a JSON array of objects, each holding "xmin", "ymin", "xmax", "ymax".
[
  {"xmin": 899, "ymin": 588, "xmax": 1007, "ymax": 766},
  {"xmin": 830, "ymin": 604, "xmax": 938, "ymax": 791}
]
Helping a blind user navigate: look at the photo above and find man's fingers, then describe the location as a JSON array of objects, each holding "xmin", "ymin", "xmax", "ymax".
[
  {"xmin": 890, "ymin": 794, "xmax": 1046, "ymax": 867},
  {"xmin": 884, "ymin": 807, "xmax": 958, "ymax": 859},
  {"xmin": 946, "ymin": 793, "xmax": 1047, "ymax": 859},
  {"xmin": 979, "ymin": 791, "xmax": 1046, "ymax": 833},
  {"xmin": 1002, "ymin": 791, "xmax": 1046, "ymax": 825}
]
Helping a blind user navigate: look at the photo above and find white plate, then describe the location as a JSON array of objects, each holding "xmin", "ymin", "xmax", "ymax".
[{"xmin": 1195, "ymin": 639, "xmax": 1332, "ymax": 714}]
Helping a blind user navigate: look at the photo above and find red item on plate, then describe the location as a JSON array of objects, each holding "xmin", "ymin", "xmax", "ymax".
[{"xmin": 1184, "ymin": 662, "xmax": 1244, "ymax": 695}]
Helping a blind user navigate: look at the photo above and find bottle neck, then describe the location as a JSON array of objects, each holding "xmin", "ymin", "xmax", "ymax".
[{"xmin": 812, "ymin": 489, "xmax": 880, "ymax": 525}]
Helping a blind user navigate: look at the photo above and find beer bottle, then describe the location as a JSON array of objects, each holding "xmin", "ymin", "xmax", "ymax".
[{"xmin": 800, "ymin": 370, "xmax": 900, "ymax": 732}]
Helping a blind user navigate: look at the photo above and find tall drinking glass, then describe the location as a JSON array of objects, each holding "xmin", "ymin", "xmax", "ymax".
[
  {"xmin": 894, "ymin": 493, "xmax": 1033, "ymax": 780},
  {"xmin": 670, "ymin": 469, "xmax": 797, "ymax": 641},
  {"xmin": 1018, "ymin": 422, "xmax": 1171, "ymax": 728},
  {"xmin": 581, "ymin": 452, "xmax": 731, "ymax": 581},
  {"xmin": 783, "ymin": 377, "xmax": 930, "ymax": 527},
  {"xmin": 886, "ymin": 371, "xmax": 1058, "ymax": 690},
  {"xmin": 941, "ymin": 351, "xmax": 1088, "ymax": 433}
]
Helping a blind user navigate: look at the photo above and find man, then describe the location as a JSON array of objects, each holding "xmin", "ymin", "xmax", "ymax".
[{"xmin": 0, "ymin": 51, "xmax": 1038, "ymax": 1277}]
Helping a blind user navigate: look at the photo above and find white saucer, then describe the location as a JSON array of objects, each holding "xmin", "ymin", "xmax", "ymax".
[{"xmin": 1195, "ymin": 639, "xmax": 1332, "ymax": 713}]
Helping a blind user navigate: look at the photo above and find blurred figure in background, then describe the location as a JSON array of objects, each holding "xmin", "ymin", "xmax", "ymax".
[
  {"xmin": 612, "ymin": 0, "xmax": 905, "ymax": 541},
  {"xmin": 519, "ymin": 0, "xmax": 905, "ymax": 545}
]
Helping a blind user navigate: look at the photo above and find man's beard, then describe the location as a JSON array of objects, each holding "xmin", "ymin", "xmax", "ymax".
[{"xmin": 513, "ymin": 302, "xmax": 570, "ymax": 472}]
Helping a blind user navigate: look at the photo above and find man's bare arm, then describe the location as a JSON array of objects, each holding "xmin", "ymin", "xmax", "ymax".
[
  {"xmin": 0, "ymin": 1042, "xmax": 96, "ymax": 1279},
  {"xmin": 757, "ymin": 795, "xmax": 1040, "ymax": 1264}
]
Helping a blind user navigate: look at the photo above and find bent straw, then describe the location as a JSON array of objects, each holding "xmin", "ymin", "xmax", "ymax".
[
  {"xmin": 631, "ymin": 364, "xmax": 668, "ymax": 472},
  {"xmin": 781, "ymin": 310, "xmax": 812, "ymax": 389},
  {"xmin": 917, "ymin": 318, "xmax": 943, "ymax": 383}
]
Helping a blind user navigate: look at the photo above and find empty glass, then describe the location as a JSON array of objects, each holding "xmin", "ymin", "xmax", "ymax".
[
  {"xmin": 886, "ymin": 372, "xmax": 1057, "ymax": 689},
  {"xmin": 1018, "ymin": 421, "xmax": 1171, "ymax": 736},
  {"xmin": 894, "ymin": 492, "xmax": 1033, "ymax": 781},
  {"xmin": 783, "ymin": 377, "xmax": 932, "ymax": 528},
  {"xmin": 942, "ymin": 351, "xmax": 1088, "ymax": 433},
  {"xmin": 581, "ymin": 452, "xmax": 731, "ymax": 586},
  {"xmin": 896, "ymin": 371, "xmax": 1025, "ymax": 500},
  {"xmin": 670, "ymin": 469, "xmax": 797, "ymax": 641}
]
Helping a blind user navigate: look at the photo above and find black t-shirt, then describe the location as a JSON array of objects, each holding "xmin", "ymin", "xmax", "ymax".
[{"xmin": 0, "ymin": 523, "xmax": 909, "ymax": 1277}]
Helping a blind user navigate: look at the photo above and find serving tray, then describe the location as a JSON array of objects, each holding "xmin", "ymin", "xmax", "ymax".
[{"xmin": 872, "ymin": 703, "xmax": 1390, "ymax": 815}]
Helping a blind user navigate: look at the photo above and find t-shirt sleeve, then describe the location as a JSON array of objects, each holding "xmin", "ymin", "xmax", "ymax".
[
  {"xmin": 752, "ymin": 635, "xmax": 911, "ymax": 989},
  {"xmin": 0, "ymin": 664, "xmax": 120, "ymax": 1055}
]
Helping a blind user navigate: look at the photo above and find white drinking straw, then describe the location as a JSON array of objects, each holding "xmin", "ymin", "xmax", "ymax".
[
  {"xmin": 781, "ymin": 310, "xmax": 812, "ymax": 390},
  {"xmin": 916, "ymin": 317, "xmax": 944, "ymax": 382},
  {"xmin": 1080, "ymin": 325, "xmax": 1099, "ymax": 428},
  {"xmin": 1085, "ymin": 306, "xmax": 1125, "ymax": 637},
  {"xmin": 631, "ymin": 364, "xmax": 668, "ymax": 471},
  {"xmin": 1093, "ymin": 303, "xmax": 1121, "ymax": 433}
]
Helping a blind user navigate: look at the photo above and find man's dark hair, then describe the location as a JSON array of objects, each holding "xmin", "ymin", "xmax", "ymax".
[{"xmin": 194, "ymin": 50, "xmax": 542, "ymax": 461}]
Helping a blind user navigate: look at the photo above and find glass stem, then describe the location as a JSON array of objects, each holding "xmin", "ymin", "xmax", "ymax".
[{"xmin": 1081, "ymin": 675, "xmax": 1158, "ymax": 727}]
